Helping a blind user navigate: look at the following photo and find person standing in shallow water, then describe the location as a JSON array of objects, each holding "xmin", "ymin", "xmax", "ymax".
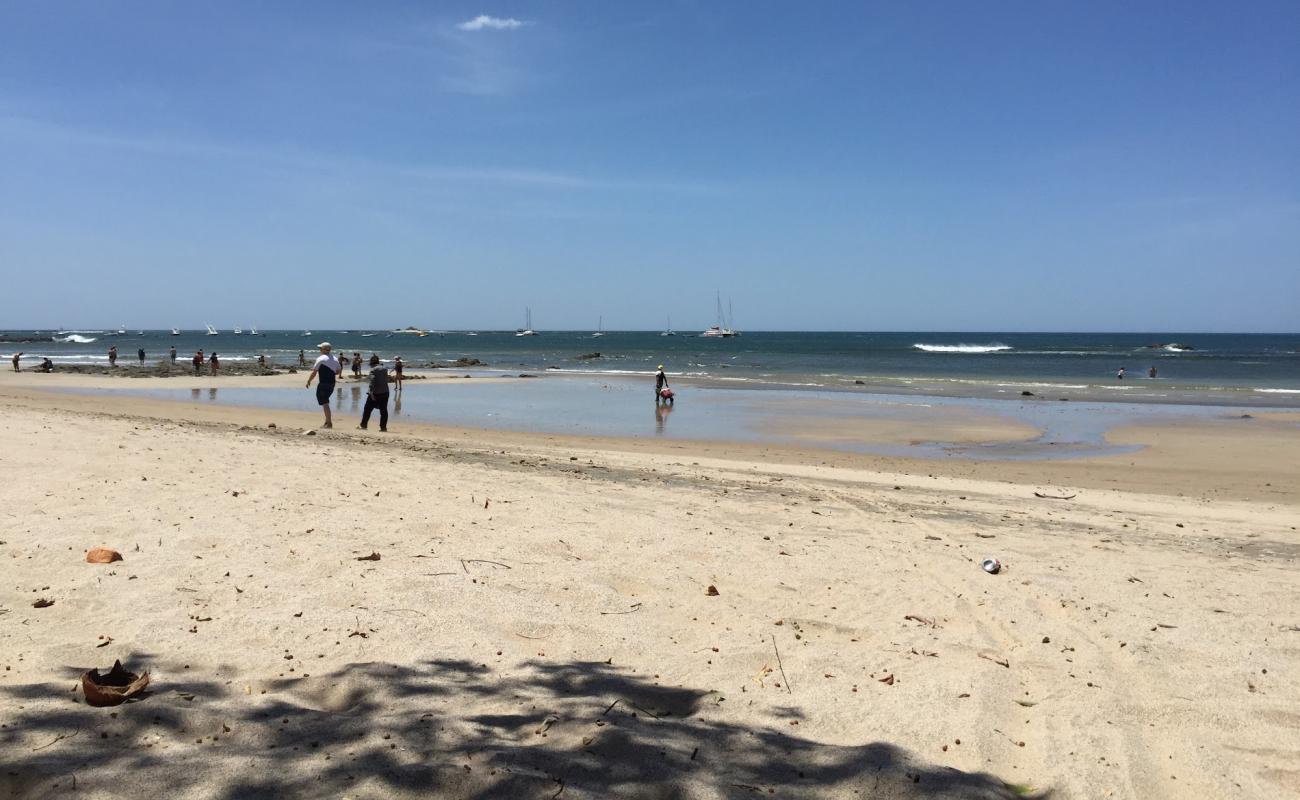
[
  {"xmin": 298, "ymin": 349, "xmax": 306, "ymax": 367},
  {"xmin": 393, "ymin": 356, "xmax": 403, "ymax": 393},
  {"xmin": 169, "ymin": 345, "xmax": 177, "ymax": 363},
  {"xmin": 359, "ymin": 354, "xmax": 390, "ymax": 431},
  {"xmin": 654, "ymin": 364, "xmax": 669, "ymax": 402},
  {"xmin": 306, "ymin": 342, "xmax": 340, "ymax": 428},
  {"xmin": 11, "ymin": 351, "xmax": 22, "ymax": 372},
  {"xmin": 108, "ymin": 345, "xmax": 117, "ymax": 366},
  {"xmin": 209, "ymin": 352, "xmax": 220, "ymax": 375},
  {"xmin": 1116, "ymin": 367, "xmax": 1126, "ymax": 380},
  {"xmin": 137, "ymin": 347, "xmax": 145, "ymax": 364}
]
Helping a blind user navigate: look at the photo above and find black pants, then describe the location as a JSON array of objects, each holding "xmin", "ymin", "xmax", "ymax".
[{"xmin": 362, "ymin": 393, "xmax": 389, "ymax": 429}]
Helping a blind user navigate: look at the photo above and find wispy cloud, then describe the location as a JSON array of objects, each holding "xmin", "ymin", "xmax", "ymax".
[
  {"xmin": 0, "ymin": 114, "xmax": 720, "ymax": 194},
  {"xmin": 457, "ymin": 15, "xmax": 526, "ymax": 32}
]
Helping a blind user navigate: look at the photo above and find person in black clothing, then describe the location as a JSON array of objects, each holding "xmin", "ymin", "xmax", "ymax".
[
  {"xmin": 169, "ymin": 346, "xmax": 177, "ymax": 363},
  {"xmin": 137, "ymin": 347, "xmax": 146, "ymax": 363},
  {"xmin": 352, "ymin": 352, "xmax": 363, "ymax": 378},
  {"xmin": 654, "ymin": 364, "xmax": 669, "ymax": 403},
  {"xmin": 359, "ymin": 354, "xmax": 390, "ymax": 431}
]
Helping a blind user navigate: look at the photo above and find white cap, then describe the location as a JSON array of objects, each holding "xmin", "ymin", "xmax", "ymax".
[{"xmin": 317, "ymin": 342, "xmax": 331, "ymax": 349}]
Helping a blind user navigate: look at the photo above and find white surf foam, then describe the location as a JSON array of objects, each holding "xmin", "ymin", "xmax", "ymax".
[
  {"xmin": 913, "ymin": 343, "xmax": 1011, "ymax": 354},
  {"xmin": 55, "ymin": 334, "xmax": 98, "ymax": 343},
  {"xmin": 1255, "ymin": 388, "xmax": 1300, "ymax": 394}
]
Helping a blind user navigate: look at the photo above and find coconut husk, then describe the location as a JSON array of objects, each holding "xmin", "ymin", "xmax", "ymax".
[
  {"xmin": 82, "ymin": 660, "xmax": 150, "ymax": 707},
  {"xmin": 86, "ymin": 548, "xmax": 123, "ymax": 564}
]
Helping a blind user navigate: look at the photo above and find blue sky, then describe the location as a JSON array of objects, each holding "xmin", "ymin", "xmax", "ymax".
[{"xmin": 1, "ymin": 1, "xmax": 1296, "ymax": 331}]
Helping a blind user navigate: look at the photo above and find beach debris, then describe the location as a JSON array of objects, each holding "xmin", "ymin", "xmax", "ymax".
[
  {"xmin": 267, "ymin": 423, "xmax": 276, "ymax": 428},
  {"xmin": 978, "ymin": 653, "xmax": 1010, "ymax": 669},
  {"xmin": 878, "ymin": 674, "xmax": 895, "ymax": 685},
  {"xmin": 598, "ymin": 603, "xmax": 643, "ymax": 616},
  {"xmin": 356, "ymin": 552, "xmax": 381, "ymax": 561},
  {"xmin": 302, "ymin": 429, "xmax": 316, "ymax": 436},
  {"xmin": 1021, "ymin": 390, "xmax": 1034, "ymax": 396},
  {"xmin": 904, "ymin": 614, "xmax": 939, "ymax": 628},
  {"xmin": 705, "ymin": 585, "xmax": 720, "ymax": 596},
  {"xmin": 534, "ymin": 714, "xmax": 559, "ymax": 735},
  {"xmin": 81, "ymin": 660, "xmax": 150, "ymax": 707},
  {"xmin": 770, "ymin": 634, "xmax": 793, "ymax": 694},
  {"xmin": 96, "ymin": 636, "xmax": 114, "ymax": 648},
  {"xmin": 32, "ymin": 598, "xmax": 55, "ymax": 608},
  {"xmin": 86, "ymin": 548, "xmax": 123, "ymax": 564},
  {"xmin": 981, "ymin": 558, "xmax": 1002, "ymax": 574},
  {"xmin": 1033, "ymin": 491, "xmax": 1077, "ymax": 500},
  {"xmin": 975, "ymin": 533, "xmax": 996, "ymax": 539}
]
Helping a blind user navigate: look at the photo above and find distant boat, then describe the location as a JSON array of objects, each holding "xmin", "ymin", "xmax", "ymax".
[
  {"xmin": 205, "ymin": 324, "xmax": 219, "ymax": 336},
  {"xmin": 302, "ymin": 330, "xmax": 312, "ymax": 337},
  {"xmin": 661, "ymin": 316, "xmax": 676, "ymax": 337},
  {"xmin": 170, "ymin": 328, "xmax": 181, "ymax": 336},
  {"xmin": 250, "ymin": 326, "xmax": 260, "ymax": 336},
  {"xmin": 700, "ymin": 292, "xmax": 738, "ymax": 337},
  {"xmin": 361, "ymin": 332, "xmax": 376, "ymax": 338},
  {"xmin": 391, "ymin": 326, "xmax": 428, "ymax": 335},
  {"xmin": 466, "ymin": 332, "xmax": 479, "ymax": 336},
  {"xmin": 592, "ymin": 316, "xmax": 605, "ymax": 338},
  {"xmin": 233, "ymin": 327, "xmax": 243, "ymax": 335},
  {"xmin": 117, "ymin": 325, "xmax": 126, "ymax": 335},
  {"xmin": 515, "ymin": 308, "xmax": 538, "ymax": 337}
]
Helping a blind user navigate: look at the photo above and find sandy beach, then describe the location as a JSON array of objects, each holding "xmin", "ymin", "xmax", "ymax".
[{"xmin": 2, "ymin": 375, "xmax": 1299, "ymax": 799}]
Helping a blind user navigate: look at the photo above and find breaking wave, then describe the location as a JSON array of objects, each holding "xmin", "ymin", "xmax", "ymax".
[
  {"xmin": 56, "ymin": 334, "xmax": 98, "ymax": 343},
  {"xmin": 913, "ymin": 343, "xmax": 1011, "ymax": 354}
]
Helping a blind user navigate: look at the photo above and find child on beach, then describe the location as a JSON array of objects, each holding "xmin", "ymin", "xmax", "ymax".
[
  {"xmin": 393, "ymin": 356, "xmax": 403, "ymax": 393},
  {"xmin": 359, "ymin": 354, "xmax": 390, "ymax": 431}
]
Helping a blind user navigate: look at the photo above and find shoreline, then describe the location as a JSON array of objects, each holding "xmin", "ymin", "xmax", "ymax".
[{"xmin": 2, "ymin": 372, "xmax": 1297, "ymax": 506}]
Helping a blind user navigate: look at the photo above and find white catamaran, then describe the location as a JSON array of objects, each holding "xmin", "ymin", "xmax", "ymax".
[
  {"xmin": 515, "ymin": 308, "xmax": 538, "ymax": 336},
  {"xmin": 700, "ymin": 293, "xmax": 739, "ymax": 337},
  {"xmin": 205, "ymin": 324, "xmax": 219, "ymax": 336}
]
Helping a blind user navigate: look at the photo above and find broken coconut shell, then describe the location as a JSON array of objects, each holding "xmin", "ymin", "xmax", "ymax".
[
  {"xmin": 81, "ymin": 660, "xmax": 150, "ymax": 707},
  {"xmin": 86, "ymin": 548, "xmax": 123, "ymax": 564}
]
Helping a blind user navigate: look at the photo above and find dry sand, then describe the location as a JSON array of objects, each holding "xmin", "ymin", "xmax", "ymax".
[{"xmin": 1, "ymin": 380, "xmax": 1299, "ymax": 799}]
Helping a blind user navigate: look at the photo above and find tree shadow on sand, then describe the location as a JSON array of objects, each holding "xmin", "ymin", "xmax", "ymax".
[{"xmin": 1, "ymin": 656, "xmax": 1047, "ymax": 799}]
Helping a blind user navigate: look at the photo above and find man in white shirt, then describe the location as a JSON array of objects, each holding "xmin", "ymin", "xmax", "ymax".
[{"xmin": 305, "ymin": 342, "xmax": 342, "ymax": 428}]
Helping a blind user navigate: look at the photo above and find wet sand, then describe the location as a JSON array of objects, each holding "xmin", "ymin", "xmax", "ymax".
[{"xmin": 1, "ymin": 374, "xmax": 1299, "ymax": 799}]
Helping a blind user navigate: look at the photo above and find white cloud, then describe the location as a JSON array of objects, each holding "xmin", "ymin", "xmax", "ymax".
[{"xmin": 457, "ymin": 15, "xmax": 525, "ymax": 31}]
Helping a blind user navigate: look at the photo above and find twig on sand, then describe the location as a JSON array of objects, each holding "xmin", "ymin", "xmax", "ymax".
[
  {"xmin": 601, "ymin": 699, "xmax": 621, "ymax": 716},
  {"xmin": 599, "ymin": 603, "xmax": 643, "ymax": 616},
  {"xmin": 462, "ymin": 559, "xmax": 511, "ymax": 573},
  {"xmin": 33, "ymin": 729, "xmax": 80, "ymax": 751},
  {"xmin": 771, "ymin": 634, "xmax": 793, "ymax": 694},
  {"xmin": 550, "ymin": 777, "xmax": 564, "ymax": 799},
  {"xmin": 1034, "ymin": 492, "xmax": 1077, "ymax": 500},
  {"xmin": 904, "ymin": 614, "xmax": 939, "ymax": 628},
  {"xmin": 979, "ymin": 653, "xmax": 1010, "ymax": 668}
]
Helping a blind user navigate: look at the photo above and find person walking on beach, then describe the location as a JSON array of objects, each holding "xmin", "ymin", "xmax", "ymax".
[
  {"xmin": 1116, "ymin": 367, "xmax": 1126, "ymax": 380},
  {"xmin": 193, "ymin": 349, "xmax": 204, "ymax": 374},
  {"xmin": 393, "ymin": 356, "xmax": 403, "ymax": 393},
  {"xmin": 209, "ymin": 352, "xmax": 220, "ymax": 375},
  {"xmin": 11, "ymin": 351, "xmax": 22, "ymax": 372},
  {"xmin": 137, "ymin": 347, "xmax": 146, "ymax": 364},
  {"xmin": 359, "ymin": 354, "xmax": 390, "ymax": 431},
  {"xmin": 306, "ymin": 342, "xmax": 341, "ymax": 428},
  {"xmin": 654, "ymin": 364, "xmax": 669, "ymax": 402},
  {"xmin": 298, "ymin": 349, "xmax": 306, "ymax": 367},
  {"xmin": 169, "ymin": 345, "xmax": 177, "ymax": 363},
  {"xmin": 108, "ymin": 345, "xmax": 118, "ymax": 366}
]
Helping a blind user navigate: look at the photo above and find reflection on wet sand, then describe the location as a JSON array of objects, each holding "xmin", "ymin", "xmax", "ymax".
[
  {"xmin": 655, "ymin": 402, "xmax": 673, "ymax": 434},
  {"xmin": 209, "ymin": 388, "xmax": 217, "ymax": 401},
  {"xmin": 350, "ymin": 385, "xmax": 361, "ymax": 412}
]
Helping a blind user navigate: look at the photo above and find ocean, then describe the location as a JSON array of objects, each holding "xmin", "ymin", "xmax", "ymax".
[{"xmin": 9, "ymin": 329, "xmax": 1300, "ymax": 405}]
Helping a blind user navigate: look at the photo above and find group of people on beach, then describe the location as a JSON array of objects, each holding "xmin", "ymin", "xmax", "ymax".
[
  {"xmin": 1116, "ymin": 366, "xmax": 1159, "ymax": 380},
  {"xmin": 305, "ymin": 342, "xmax": 400, "ymax": 430}
]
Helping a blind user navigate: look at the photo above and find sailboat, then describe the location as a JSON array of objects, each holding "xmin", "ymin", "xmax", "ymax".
[
  {"xmin": 700, "ymin": 293, "xmax": 738, "ymax": 337},
  {"xmin": 592, "ymin": 316, "xmax": 605, "ymax": 338},
  {"xmin": 515, "ymin": 308, "xmax": 538, "ymax": 336},
  {"xmin": 249, "ymin": 326, "xmax": 260, "ymax": 336},
  {"xmin": 205, "ymin": 324, "xmax": 219, "ymax": 336},
  {"xmin": 233, "ymin": 326, "xmax": 243, "ymax": 335},
  {"xmin": 660, "ymin": 316, "xmax": 676, "ymax": 337},
  {"xmin": 170, "ymin": 328, "xmax": 181, "ymax": 336}
]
